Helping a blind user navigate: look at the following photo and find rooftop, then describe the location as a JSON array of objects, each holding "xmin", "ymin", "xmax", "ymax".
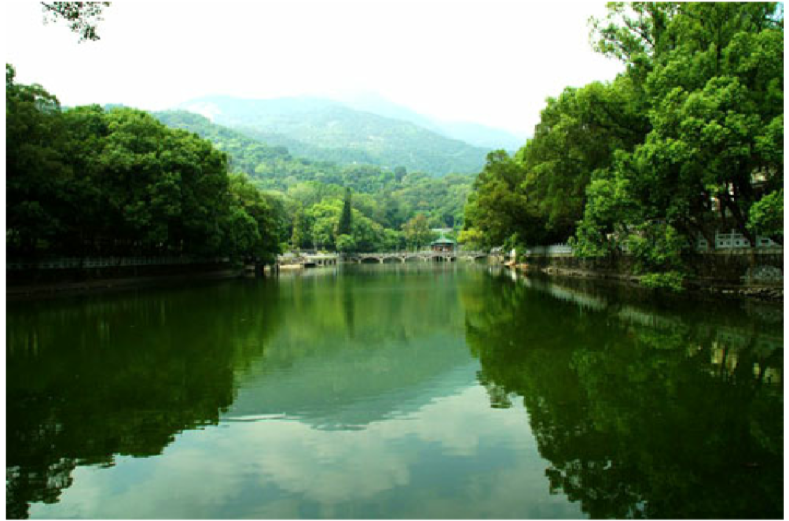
[{"xmin": 431, "ymin": 236, "xmax": 456, "ymax": 245}]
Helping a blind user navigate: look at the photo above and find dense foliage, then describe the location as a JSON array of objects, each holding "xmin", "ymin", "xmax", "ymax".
[
  {"xmin": 462, "ymin": 3, "xmax": 784, "ymax": 279},
  {"xmin": 7, "ymin": 65, "xmax": 281, "ymax": 263}
]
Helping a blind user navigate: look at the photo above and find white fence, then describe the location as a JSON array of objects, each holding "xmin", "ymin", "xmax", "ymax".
[
  {"xmin": 519, "ymin": 231, "xmax": 781, "ymax": 258},
  {"xmin": 521, "ymin": 243, "xmax": 573, "ymax": 256},
  {"xmin": 697, "ymin": 230, "xmax": 779, "ymax": 250}
]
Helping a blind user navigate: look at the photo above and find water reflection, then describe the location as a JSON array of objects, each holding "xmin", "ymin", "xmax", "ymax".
[
  {"xmin": 224, "ymin": 265, "xmax": 475, "ymax": 430},
  {"xmin": 6, "ymin": 282, "xmax": 285, "ymax": 518},
  {"xmin": 466, "ymin": 269, "xmax": 783, "ymax": 518},
  {"xmin": 6, "ymin": 265, "xmax": 783, "ymax": 519}
]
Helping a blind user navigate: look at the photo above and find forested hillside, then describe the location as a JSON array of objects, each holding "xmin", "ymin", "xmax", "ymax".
[
  {"xmin": 155, "ymin": 110, "xmax": 474, "ymax": 251},
  {"xmin": 462, "ymin": 3, "xmax": 783, "ymax": 287},
  {"xmin": 178, "ymin": 95, "xmax": 491, "ymax": 176}
]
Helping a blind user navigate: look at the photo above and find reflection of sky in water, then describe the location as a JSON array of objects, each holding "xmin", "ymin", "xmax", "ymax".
[
  {"xmin": 30, "ymin": 384, "xmax": 583, "ymax": 519},
  {"xmin": 224, "ymin": 332, "xmax": 477, "ymax": 429}
]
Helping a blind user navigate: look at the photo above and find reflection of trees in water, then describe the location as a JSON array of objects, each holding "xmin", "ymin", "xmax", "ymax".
[
  {"xmin": 464, "ymin": 273, "xmax": 783, "ymax": 519},
  {"xmin": 6, "ymin": 281, "xmax": 284, "ymax": 519},
  {"xmin": 268, "ymin": 265, "xmax": 468, "ymax": 361},
  {"xmin": 224, "ymin": 266, "xmax": 477, "ymax": 430}
]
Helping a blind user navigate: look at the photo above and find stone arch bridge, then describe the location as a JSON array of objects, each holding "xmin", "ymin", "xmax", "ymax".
[
  {"xmin": 345, "ymin": 251, "xmax": 488, "ymax": 264},
  {"xmin": 277, "ymin": 251, "xmax": 488, "ymax": 267}
]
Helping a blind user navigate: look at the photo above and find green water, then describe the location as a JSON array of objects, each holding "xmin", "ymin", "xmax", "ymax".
[{"xmin": 6, "ymin": 264, "xmax": 783, "ymax": 519}]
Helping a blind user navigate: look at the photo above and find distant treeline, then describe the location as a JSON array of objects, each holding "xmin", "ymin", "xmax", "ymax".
[{"xmin": 462, "ymin": 3, "xmax": 783, "ymax": 285}]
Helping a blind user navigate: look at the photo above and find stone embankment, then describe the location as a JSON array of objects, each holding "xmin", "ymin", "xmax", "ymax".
[{"xmin": 509, "ymin": 250, "xmax": 783, "ymax": 302}]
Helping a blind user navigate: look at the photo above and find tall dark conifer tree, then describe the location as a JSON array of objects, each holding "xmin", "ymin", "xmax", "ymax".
[{"xmin": 338, "ymin": 187, "xmax": 353, "ymax": 236}]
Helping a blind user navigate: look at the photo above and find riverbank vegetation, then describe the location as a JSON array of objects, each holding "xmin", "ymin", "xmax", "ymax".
[{"xmin": 461, "ymin": 3, "xmax": 783, "ymax": 284}]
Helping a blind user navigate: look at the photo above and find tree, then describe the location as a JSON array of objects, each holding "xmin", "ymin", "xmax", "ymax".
[
  {"xmin": 518, "ymin": 78, "xmax": 648, "ymax": 240},
  {"xmin": 6, "ymin": 68, "xmax": 285, "ymax": 262},
  {"xmin": 589, "ymin": 2, "xmax": 678, "ymax": 84},
  {"xmin": 461, "ymin": 151, "xmax": 545, "ymax": 249},
  {"xmin": 308, "ymin": 201, "xmax": 342, "ymax": 251},
  {"xmin": 393, "ymin": 166, "xmax": 407, "ymax": 183},
  {"xmin": 226, "ymin": 173, "xmax": 282, "ymax": 263},
  {"xmin": 748, "ymin": 189, "xmax": 783, "ymax": 244},
  {"xmin": 571, "ymin": 159, "xmax": 640, "ymax": 258},
  {"xmin": 290, "ymin": 206, "xmax": 311, "ymax": 251},
  {"xmin": 335, "ymin": 234, "xmax": 356, "ymax": 254},
  {"xmin": 338, "ymin": 187, "xmax": 353, "ymax": 236},
  {"xmin": 41, "ymin": 2, "xmax": 111, "ymax": 42},
  {"xmin": 6, "ymin": 64, "xmax": 68, "ymax": 256},
  {"xmin": 402, "ymin": 213, "xmax": 432, "ymax": 250},
  {"xmin": 350, "ymin": 211, "xmax": 385, "ymax": 252},
  {"xmin": 576, "ymin": 2, "xmax": 784, "ymax": 259}
]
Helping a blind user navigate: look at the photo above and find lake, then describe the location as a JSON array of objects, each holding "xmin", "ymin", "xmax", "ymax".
[{"xmin": 6, "ymin": 264, "xmax": 783, "ymax": 519}]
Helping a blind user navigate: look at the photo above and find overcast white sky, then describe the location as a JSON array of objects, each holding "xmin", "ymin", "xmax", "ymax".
[{"xmin": 5, "ymin": 1, "xmax": 623, "ymax": 137}]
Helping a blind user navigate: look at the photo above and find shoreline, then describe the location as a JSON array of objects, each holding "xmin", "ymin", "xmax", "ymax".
[
  {"xmin": 6, "ymin": 268, "xmax": 244, "ymax": 301},
  {"xmin": 6, "ymin": 261, "xmax": 783, "ymax": 304},
  {"xmin": 509, "ymin": 263, "xmax": 783, "ymax": 303}
]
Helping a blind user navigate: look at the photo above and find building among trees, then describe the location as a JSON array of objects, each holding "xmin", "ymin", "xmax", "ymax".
[{"xmin": 430, "ymin": 236, "xmax": 456, "ymax": 253}]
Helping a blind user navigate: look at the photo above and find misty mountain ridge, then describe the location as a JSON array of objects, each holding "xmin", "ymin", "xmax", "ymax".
[
  {"xmin": 331, "ymin": 91, "xmax": 526, "ymax": 151},
  {"xmin": 176, "ymin": 95, "xmax": 520, "ymax": 176}
]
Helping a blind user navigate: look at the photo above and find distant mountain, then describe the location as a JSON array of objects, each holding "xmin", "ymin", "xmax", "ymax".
[
  {"xmin": 334, "ymin": 92, "xmax": 526, "ymax": 151},
  {"xmin": 176, "ymin": 95, "xmax": 492, "ymax": 176},
  {"xmin": 153, "ymin": 110, "xmax": 294, "ymax": 169},
  {"xmin": 153, "ymin": 110, "xmax": 361, "ymax": 190},
  {"xmin": 153, "ymin": 110, "xmax": 475, "ymax": 230},
  {"xmin": 331, "ymin": 93, "xmax": 446, "ymax": 133},
  {"xmin": 435, "ymin": 121, "xmax": 526, "ymax": 152}
]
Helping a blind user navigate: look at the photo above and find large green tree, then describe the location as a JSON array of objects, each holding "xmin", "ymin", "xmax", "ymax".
[
  {"xmin": 578, "ymin": 2, "xmax": 783, "ymax": 256},
  {"xmin": 6, "ymin": 64, "xmax": 70, "ymax": 255},
  {"xmin": 462, "ymin": 2, "xmax": 782, "ymax": 265},
  {"xmin": 461, "ymin": 151, "xmax": 542, "ymax": 249},
  {"xmin": 402, "ymin": 213, "xmax": 433, "ymax": 250},
  {"xmin": 7, "ymin": 66, "xmax": 283, "ymax": 263},
  {"xmin": 518, "ymin": 77, "xmax": 649, "ymax": 239}
]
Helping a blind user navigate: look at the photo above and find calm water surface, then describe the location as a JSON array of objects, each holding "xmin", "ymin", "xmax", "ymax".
[{"xmin": 6, "ymin": 264, "xmax": 783, "ymax": 518}]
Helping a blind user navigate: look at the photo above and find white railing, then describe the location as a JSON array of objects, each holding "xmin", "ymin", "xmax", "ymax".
[
  {"xmin": 522, "ymin": 243, "xmax": 573, "ymax": 256},
  {"xmin": 697, "ymin": 230, "xmax": 779, "ymax": 250},
  {"xmin": 518, "ymin": 231, "xmax": 781, "ymax": 258}
]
